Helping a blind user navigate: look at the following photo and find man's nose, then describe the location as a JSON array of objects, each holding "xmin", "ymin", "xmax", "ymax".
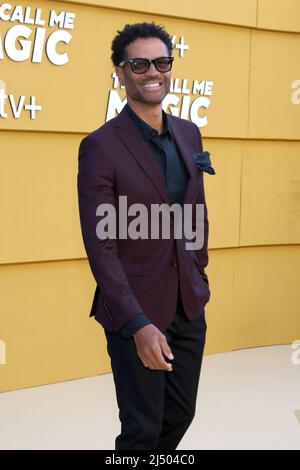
[{"xmin": 147, "ymin": 61, "xmax": 160, "ymax": 74}]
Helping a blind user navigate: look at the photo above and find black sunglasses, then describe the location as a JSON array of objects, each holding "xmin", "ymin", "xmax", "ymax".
[{"xmin": 118, "ymin": 56, "xmax": 174, "ymax": 74}]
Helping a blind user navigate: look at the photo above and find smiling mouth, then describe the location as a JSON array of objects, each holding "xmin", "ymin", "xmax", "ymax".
[{"xmin": 141, "ymin": 82, "xmax": 162, "ymax": 89}]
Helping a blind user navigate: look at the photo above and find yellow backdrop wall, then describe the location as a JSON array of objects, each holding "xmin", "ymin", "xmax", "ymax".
[{"xmin": 0, "ymin": 0, "xmax": 299, "ymax": 392}]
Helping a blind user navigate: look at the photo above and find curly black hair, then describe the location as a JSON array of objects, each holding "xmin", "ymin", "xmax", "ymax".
[{"xmin": 111, "ymin": 21, "xmax": 173, "ymax": 67}]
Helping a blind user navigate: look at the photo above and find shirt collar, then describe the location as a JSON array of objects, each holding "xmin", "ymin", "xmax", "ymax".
[{"xmin": 125, "ymin": 102, "xmax": 174, "ymax": 142}]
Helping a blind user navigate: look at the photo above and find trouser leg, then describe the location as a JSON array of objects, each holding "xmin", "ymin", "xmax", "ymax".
[
  {"xmin": 154, "ymin": 298, "xmax": 207, "ymax": 450},
  {"xmin": 105, "ymin": 296, "xmax": 207, "ymax": 450},
  {"xmin": 105, "ymin": 329, "xmax": 166, "ymax": 450}
]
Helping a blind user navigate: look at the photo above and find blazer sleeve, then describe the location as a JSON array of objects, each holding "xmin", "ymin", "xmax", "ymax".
[
  {"xmin": 120, "ymin": 313, "xmax": 152, "ymax": 339},
  {"xmin": 77, "ymin": 134, "xmax": 144, "ymax": 331},
  {"xmin": 192, "ymin": 124, "xmax": 210, "ymax": 287}
]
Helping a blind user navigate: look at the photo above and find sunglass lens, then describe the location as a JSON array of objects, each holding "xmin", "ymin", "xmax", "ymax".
[
  {"xmin": 155, "ymin": 58, "xmax": 172, "ymax": 72},
  {"xmin": 132, "ymin": 59, "xmax": 149, "ymax": 73}
]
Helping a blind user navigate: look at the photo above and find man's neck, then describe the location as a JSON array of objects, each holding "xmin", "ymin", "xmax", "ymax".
[{"xmin": 126, "ymin": 99, "xmax": 164, "ymax": 134}]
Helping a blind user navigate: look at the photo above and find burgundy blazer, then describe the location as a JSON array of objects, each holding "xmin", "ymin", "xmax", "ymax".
[{"xmin": 77, "ymin": 105, "xmax": 210, "ymax": 333}]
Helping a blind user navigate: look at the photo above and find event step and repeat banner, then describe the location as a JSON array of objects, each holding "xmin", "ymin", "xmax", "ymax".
[{"xmin": 0, "ymin": 0, "xmax": 299, "ymax": 391}]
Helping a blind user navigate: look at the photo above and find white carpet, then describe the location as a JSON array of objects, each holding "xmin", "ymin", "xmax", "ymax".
[{"xmin": 0, "ymin": 345, "xmax": 299, "ymax": 450}]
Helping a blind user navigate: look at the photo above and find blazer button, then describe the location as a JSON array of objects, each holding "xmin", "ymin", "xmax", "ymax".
[{"xmin": 172, "ymin": 259, "xmax": 178, "ymax": 267}]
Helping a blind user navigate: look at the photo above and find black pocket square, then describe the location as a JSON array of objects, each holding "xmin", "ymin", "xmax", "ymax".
[{"xmin": 193, "ymin": 151, "xmax": 216, "ymax": 175}]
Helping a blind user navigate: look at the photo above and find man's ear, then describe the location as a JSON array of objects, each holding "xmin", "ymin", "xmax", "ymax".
[{"xmin": 115, "ymin": 67, "xmax": 125, "ymax": 86}]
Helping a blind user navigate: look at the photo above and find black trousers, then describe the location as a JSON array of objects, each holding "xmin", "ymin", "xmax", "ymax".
[{"xmin": 104, "ymin": 290, "xmax": 207, "ymax": 450}]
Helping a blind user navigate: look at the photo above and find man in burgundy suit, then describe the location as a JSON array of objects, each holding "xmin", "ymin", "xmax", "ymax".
[{"xmin": 77, "ymin": 22, "xmax": 211, "ymax": 450}]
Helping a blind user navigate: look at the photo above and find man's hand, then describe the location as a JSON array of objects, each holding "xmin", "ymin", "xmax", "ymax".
[{"xmin": 133, "ymin": 324, "xmax": 174, "ymax": 371}]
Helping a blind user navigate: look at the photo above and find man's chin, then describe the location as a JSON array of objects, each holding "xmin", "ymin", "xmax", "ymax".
[{"xmin": 139, "ymin": 95, "xmax": 165, "ymax": 105}]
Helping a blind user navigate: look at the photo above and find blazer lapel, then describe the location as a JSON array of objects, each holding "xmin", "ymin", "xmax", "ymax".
[
  {"xmin": 115, "ymin": 105, "xmax": 197, "ymax": 207},
  {"xmin": 115, "ymin": 106, "xmax": 171, "ymax": 204},
  {"xmin": 167, "ymin": 114, "xmax": 198, "ymax": 206}
]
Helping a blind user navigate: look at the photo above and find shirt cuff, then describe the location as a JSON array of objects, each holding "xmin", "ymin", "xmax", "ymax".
[{"xmin": 120, "ymin": 313, "xmax": 152, "ymax": 339}]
